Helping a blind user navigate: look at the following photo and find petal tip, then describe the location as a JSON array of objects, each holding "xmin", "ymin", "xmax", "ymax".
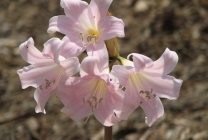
[
  {"xmin": 35, "ymin": 106, "xmax": 46, "ymax": 114},
  {"xmin": 47, "ymin": 28, "xmax": 56, "ymax": 34}
]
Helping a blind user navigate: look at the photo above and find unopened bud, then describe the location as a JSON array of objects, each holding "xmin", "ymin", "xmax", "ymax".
[
  {"xmin": 105, "ymin": 37, "xmax": 120, "ymax": 58},
  {"xmin": 117, "ymin": 56, "xmax": 134, "ymax": 67}
]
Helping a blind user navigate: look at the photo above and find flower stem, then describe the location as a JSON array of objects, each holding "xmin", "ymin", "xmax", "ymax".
[{"xmin": 104, "ymin": 126, "xmax": 112, "ymax": 140}]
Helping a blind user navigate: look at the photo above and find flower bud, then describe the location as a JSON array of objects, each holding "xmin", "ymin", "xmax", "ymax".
[{"xmin": 105, "ymin": 37, "xmax": 120, "ymax": 58}]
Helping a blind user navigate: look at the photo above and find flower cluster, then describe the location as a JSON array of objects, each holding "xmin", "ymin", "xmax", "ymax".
[{"xmin": 17, "ymin": 0, "xmax": 182, "ymax": 127}]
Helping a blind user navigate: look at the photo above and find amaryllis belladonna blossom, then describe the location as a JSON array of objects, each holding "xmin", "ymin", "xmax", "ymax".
[
  {"xmin": 112, "ymin": 48, "xmax": 183, "ymax": 126},
  {"xmin": 48, "ymin": 0, "xmax": 124, "ymax": 70},
  {"xmin": 56, "ymin": 56, "xmax": 126, "ymax": 126},
  {"xmin": 17, "ymin": 37, "xmax": 80, "ymax": 113}
]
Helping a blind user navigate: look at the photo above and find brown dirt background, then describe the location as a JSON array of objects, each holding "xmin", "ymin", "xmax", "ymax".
[{"xmin": 0, "ymin": 0, "xmax": 208, "ymax": 140}]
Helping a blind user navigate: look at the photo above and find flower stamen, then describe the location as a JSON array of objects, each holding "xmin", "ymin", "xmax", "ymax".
[
  {"xmin": 139, "ymin": 89, "xmax": 156, "ymax": 101},
  {"xmin": 83, "ymin": 78, "xmax": 106, "ymax": 112},
  {"xmin": 80, "ymin": 29, "xmax": 99, "ymax": 46},
  {"xmin": 38, "ymin": 66, "xmax": 65, "ymax": 91},
  {"xmin": 130, "ymin": 73, "xmax": 156, "ymax": 102}
]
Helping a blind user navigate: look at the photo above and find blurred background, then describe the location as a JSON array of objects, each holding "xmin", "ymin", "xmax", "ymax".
[{"xmin": 0, "ymin": 0, "xmax": 208, "ymax": 139}]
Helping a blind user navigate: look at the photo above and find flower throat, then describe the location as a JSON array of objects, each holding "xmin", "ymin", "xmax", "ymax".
[{"xmin": 80, "ymin": 29, "xmax": 99, "ymax": 46}]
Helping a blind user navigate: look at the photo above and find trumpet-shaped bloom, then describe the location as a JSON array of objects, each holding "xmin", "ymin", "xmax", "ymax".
[
  {"xmin": 48, "ymin": 0, "xmax": 124, "ymax": 70},
  {"xmin": 112, "ymin": 48, "xmax": 183, "ymax": 126},
  {"xmin": 17, "ymin": 37, "xmax": 80, "ymax": 113},
  {"xmin": 56, "ymin": 56, "xmax": 125, "ymax": 126}
]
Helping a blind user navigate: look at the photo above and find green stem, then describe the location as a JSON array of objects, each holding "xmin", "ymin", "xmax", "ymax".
[{"xmin": 104, "ymin": 126, "xmax": 112, "ymax": 140}]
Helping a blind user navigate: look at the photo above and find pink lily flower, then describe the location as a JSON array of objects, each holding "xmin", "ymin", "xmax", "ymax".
[
  {"xmin": 112, "ymin": 48, "xmax": 183, "ymax": 126},
  {"xmin": 48, "ymin": 0, "xmax": 124, "ymax": 70},
  {"xmin": 17, "ymin": 37, "xmax": 80, "ymax": 113},
  {"xmin": 56, "ymin": 56, "xmax": 125, "ymax": 126}
]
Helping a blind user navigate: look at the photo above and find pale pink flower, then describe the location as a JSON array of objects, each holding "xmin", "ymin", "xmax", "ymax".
[
  {"xmin": 48, "ymin": 0, "xmax": 124, "ymax": 70},
  {"xmin": 56, "ymin": 56, "xmax": 125, "ymax": 126},
  {"xmin": 17, "ymin": 37, "xmax": 80, "ymax": 113},
  {"xmin": 112, "ymin": 48, "xmax": 183, "ymax": 126}
]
